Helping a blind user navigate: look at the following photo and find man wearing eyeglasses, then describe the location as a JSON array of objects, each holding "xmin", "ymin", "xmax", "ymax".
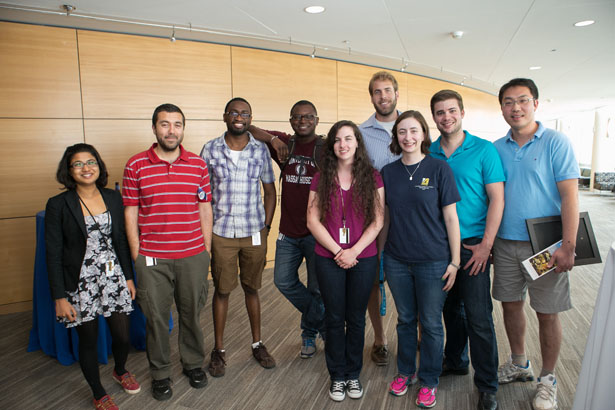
[
  {"xmin": 247, "ymin": 100, "xmax": 326, "ymax": 360},
  {"xmin": 200, "ymin": 97, "xmax": 277, "ymax": 378},
  {"xmin": 123, "ymin": 103, "xmax": 213, "ymax": 401},
  {"xmin": 492, "ymin": 78, "xmax": 579, "ymax": 410}
]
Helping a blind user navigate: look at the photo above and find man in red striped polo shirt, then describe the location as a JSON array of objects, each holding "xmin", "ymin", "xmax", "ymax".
[{"xmin": 123, "ymin": 103, "xmax": 213, "ymax": 401}]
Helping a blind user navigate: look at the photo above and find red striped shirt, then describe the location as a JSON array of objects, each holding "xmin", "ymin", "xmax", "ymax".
[{"xmin": 123, "ymin": 144, "xmax": 211, "ymax": 259}]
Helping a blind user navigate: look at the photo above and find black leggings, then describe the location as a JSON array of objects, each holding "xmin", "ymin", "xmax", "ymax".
[{"xmin": 75, "ymin": 312, "xmax": 131, "ymax": 400}]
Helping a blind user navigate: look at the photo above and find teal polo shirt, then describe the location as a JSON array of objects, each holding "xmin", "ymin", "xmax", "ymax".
[
  {"xmin": 494, "ymin": 122, "xmax": 579, "ymax": 241},
  {"xmin": 431, "ymin": 131, "xmax": 505, "ymax": 240}
]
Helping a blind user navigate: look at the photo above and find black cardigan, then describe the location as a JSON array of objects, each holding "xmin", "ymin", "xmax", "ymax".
[{"xmin": 45, "ymin": 188, "xmax": 133, "ymax": 300}]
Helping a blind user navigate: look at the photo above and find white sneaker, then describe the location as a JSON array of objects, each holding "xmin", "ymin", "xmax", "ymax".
[
  {"xmin": 533, "ymin": 374, "xmax": 558, "ymax": 410},
  {"xmin": 329, "ymin": 380, "xmax": 346, "ymax": 401},
  {"xmin": 346, "ymin": 379, "xmax": 363, "ymax": 399},
  {"xmin": 498, "ymin": 357, "xmax": 535, "ymax": 384}
]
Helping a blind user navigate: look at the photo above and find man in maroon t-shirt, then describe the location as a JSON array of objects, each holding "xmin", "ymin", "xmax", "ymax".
[{"xmin": 249, "ymin": 100, "xmax": 325, "ymax": 359}]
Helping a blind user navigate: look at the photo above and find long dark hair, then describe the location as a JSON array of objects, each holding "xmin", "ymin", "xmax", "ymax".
[
  {"xmin": 316, "ymin": 120, "xmax": 379, "ymax": 229},
  {"xmin": 56, "ymin": 143, "xmax": 108, "ymax": 190}
]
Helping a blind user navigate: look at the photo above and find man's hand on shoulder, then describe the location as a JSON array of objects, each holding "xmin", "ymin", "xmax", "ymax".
[{"xmin": 271, "ymin": 137, "xmax": 288, "ymax": 163}]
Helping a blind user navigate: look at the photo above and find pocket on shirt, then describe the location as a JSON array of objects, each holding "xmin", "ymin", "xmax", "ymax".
[
  {"xmin": 247, "ymin": 159, "xmax": 263, "ymax": 179},
  {"xmin": 209, "ymin": 159, "xmax": 229, "ymax": 179}
]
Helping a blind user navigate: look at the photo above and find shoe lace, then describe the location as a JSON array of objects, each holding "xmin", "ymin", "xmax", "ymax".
[
  {"xmin": 393, "ymin": 375, "xmax": 408, "ymax": 386},
  {"xmin": 419, "ymin": 387, "xmax": 435, "ymax": 397},
  {"xmin": 120, "ymin": 372, "xmax": 137, "ymax": 385},
  {"xmin": 347, "ymin": 379, "xmax": 360, "ymax": 390},
  {"xmin": 96, "ymin": 396, "xmax": 116, "ymax": 410},
  {"xmin": 303, "ymin": 338, "xmax": 315, "ymax": 347},
  {"xmin": 536, "ymin": 380, "xmax": 556, "ymax": 401},
  {"xmin": 213, "ymin": 350, "xmax": 226, "ymax": 365},
  {"xmin": 332, "ymin": 381, "xmax": 345, "ymax": 392}
]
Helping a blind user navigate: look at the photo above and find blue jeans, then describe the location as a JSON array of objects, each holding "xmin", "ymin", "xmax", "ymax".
[
  {"xmin": 384, "ymin": 253, "xmax": 448, "ymax": 388},
  {"xmin": 273, "ymin": 234, "xmax": 324, "ymax": 338},
  {"xmin": 316, "ymin": 255, "xmax": 377, "ymax": 381},
  {"xmin": 443, "ymin": 237, "xmax": 498, "ymax": 393}
]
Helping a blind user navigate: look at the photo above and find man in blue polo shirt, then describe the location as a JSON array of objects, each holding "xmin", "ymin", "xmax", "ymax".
[
  {"xmin": 493, "ymin": 78, "xmax": 579, "ymax": 410},
  {"xmin": 430, "ymin": 90, "xmax": 504, "ymax": 410}
]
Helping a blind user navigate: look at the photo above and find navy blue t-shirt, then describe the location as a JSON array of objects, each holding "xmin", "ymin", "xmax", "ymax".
[{"xmin": 382, "ymin": 155, "xmax": 460, "ymax": 263}]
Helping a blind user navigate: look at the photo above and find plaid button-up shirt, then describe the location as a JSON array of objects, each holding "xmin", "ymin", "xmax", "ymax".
[{"xmin": 200, "ymin": 132, "xmax": 275, "ymax": 239}]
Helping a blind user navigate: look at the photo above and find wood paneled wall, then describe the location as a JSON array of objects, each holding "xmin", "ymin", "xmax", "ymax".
[{"xmin": 0, "ymin": 21, "xmax": 507, "ymax": 312}]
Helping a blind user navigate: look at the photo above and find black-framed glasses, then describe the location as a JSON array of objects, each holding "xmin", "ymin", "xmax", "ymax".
[
  {"xmin": 502, "ymin": 97, "xmax": 535, "ymax": 108},
  {"xmin": 71, "ymin": 159, "xmax": 98, "ymax": 169},
  {"xmin": 225, "ymin": 111, "xmax": 251, "ymax": 119},
  {"xmin": 290, "ymin": 114, "xmax": 316, "ymax": 121}
]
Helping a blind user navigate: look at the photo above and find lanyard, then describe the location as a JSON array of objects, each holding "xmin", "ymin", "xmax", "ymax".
[
  {"xmin": 78, "ymin": 195, "xmax": 112, "ymax": 247},
  {"xmin": 338, "ymin": 185, "xmax": 347, "ymax": 228}
]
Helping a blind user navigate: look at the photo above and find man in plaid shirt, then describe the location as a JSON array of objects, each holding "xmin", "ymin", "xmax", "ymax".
[{"xmin": 200, "ymin": 97, "xmax": 277, "ymax": 377}]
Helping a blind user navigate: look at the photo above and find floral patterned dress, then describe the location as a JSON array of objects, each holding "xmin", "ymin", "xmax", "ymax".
[{"xmin": 60, "ymin": 211, "xmax": 133, "ymax": 328}]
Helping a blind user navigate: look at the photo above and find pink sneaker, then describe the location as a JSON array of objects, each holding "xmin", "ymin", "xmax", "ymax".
[
  {"xmin": 416, "ymin": 386, "xmax": 437, "ymax": 408},
  {"xmin": 112, "ymin": 370, "xmax": 141, "ymax": 394},
  {"xmin": 389, "ymin": 373, "xmax": 417, "ymax": 396}
]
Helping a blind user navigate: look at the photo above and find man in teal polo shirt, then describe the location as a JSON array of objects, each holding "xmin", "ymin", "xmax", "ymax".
[
  {"xmin": 493, "ymin": 78, "xmax": 579, "ymax": 410},
  {"xmin": 430, "ymin": 90, "xmax": 504, "ymax": 410}
]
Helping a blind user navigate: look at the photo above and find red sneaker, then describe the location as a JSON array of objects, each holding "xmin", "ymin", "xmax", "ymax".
[
  {"xmin": 93, "ymin": 394, "xmax": 119, "ymax": 410},
  {"xmin": 112, "ymin": 370, "xmax": 141, "ymax": 394}
]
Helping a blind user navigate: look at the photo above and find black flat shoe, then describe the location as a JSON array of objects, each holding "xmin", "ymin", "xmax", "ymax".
[
  {"xmin": 477, "ymin": 392, "xmax": 498, "ymax": 410},
  {"xmin": 183, "ymin": 367, "xmax": 208, "ymax": 389},
  {"xmin": 152, "ymin": 377, "xmax": 173, "ymax": 401}
]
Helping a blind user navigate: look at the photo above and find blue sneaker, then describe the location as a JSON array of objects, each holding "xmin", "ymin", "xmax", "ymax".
[{"xmin": 300, "ymin": 336, "xmax": 316, "ymax": 358}]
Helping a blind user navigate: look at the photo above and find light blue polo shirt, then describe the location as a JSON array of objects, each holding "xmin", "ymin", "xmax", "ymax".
[
  {"xmin": 431, "ymin": 131, "xmax": 505, "ymax": 240},
  {"xmin": 359, "ymin": 111, "xmax": 402, "ymax": 171},
  {"xmin": 494, "ymin": 122, "xmax": 579, "ymax": 241}
]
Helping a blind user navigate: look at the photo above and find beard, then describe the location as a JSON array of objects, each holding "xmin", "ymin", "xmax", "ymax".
[
  {"xmin": 156, "ymin": 134, "xmax": 183, "ymax": 152},
  {"xmin": 227, "ymin": 125, "xmax": 247, "ymax": 136},
  {"xmin": 374, "ymin": 99, "xmax": 397, "ymax": 117}
]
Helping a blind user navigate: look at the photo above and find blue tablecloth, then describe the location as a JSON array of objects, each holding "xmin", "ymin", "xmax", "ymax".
[{"xmin": 27, "ymin": 210, "xmax": 172, "ymax": 365}]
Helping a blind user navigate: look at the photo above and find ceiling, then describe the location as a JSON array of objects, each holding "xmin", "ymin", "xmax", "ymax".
[{"xmin": 2, "ymin": 0, "xmax": 614, "ymax": 120}]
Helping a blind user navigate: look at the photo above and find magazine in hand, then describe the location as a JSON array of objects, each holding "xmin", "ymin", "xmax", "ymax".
[{"xmin": 522, "ymin": 240, "xmax": 563, "ymax": 280}]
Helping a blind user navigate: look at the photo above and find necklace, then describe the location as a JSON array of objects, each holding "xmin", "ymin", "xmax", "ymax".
[{"xmin": 402, "ymin": 158, "xmax": 423, "ymax": 181}]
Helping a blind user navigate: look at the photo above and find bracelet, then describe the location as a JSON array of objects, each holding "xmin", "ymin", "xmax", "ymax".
[
  {"xmin": 270, "ymin": 135, "xmax": 278, "ymax": 143},
  {"xmin": 449, "ymin": 262, "xmax": 460, "ymax": 270},
  {"xmin": 265, "ymin": 224, "xmax": 271, "ymax": 232},
  {"xmin": 335, "ymin": 248, "xmax": 343, "ymax": 256}
]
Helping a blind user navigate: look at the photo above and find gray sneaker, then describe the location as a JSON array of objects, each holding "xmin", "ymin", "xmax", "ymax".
[
  {"xmin": 498, "ymin": 357, "xmax": 535, "ymax": 384},
  {"xmin": 300, "ymin": 336, "xmax": 316, "ymax": 358}
]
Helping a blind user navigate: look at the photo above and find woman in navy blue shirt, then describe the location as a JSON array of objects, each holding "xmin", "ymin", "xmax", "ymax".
[{"xmin": 380, "ymin": 111, "xmax": 460, "ymax": 408}]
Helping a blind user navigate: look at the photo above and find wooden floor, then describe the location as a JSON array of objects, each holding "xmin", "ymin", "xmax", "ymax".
[{"xmin": 1, "ymin": 191, "xmax": 614, "ymax": 410}]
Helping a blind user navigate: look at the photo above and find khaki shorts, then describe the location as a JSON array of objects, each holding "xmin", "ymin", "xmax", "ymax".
[
  {"xmin": 211, "ymin": 227, "xmax": 268, "ymax": 294},
  {"xmin": 492, "ymin": 237, "xmax": 572, "ymax": 314}
]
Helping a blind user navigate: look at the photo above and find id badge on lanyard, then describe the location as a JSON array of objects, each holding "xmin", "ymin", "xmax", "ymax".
[
  {"xmin": 339, "ymin": 219, "xmax": 349, "ymax": 244},
  {"xmin": 339, "ymin": 186, "xmax": 350, "ymax": 244},
  {"xmin": 105, "ymin": 260, "xmax": 115, "ymax": 277}
]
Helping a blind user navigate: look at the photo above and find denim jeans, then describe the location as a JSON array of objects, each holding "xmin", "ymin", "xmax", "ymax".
[
  {"xmin": 315, "ymin": 254, "xmax": 377, "ymax": 381},
  {"xmin": 443, "ymin": 237, "xmax": 498, "ymax": 393},
  {"xmin": 384, "ymin": 253, "xmax": 448, "ymax": 388},
  {"xmin": 273, "ymin": 234, "xmax": 324, "ymax": 338}
]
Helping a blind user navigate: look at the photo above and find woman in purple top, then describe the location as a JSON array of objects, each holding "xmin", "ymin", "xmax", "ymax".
[{"xmin": 307, "ymin": 120, "xmax": 385, "ymax": 402}]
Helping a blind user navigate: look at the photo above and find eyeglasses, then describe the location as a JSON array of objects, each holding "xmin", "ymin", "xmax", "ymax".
[
  {"xmin": 225, "ymin": 111, "xmax": 251, "ymax": 119},
  {"xmin": 290, "ymin": 114, "xmax": 316, "ymax": 121},
  {"xmin": 502, "ymin": 97, "xmax": 535, "ymax": 108},
  {"xmin": 71, "ymin": 159, "xmax": 98, "ymax": 168}
]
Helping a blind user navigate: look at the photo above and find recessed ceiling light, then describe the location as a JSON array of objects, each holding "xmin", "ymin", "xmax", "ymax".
[
  {"xmin": 304, "ymin": 6, "xmax": 325, "ymax": 14},
  {"xmin": 529, "ymin": 66, "xmax": 542, "ymax": 70},
  {"xmin": 574, "ymin": 20, "xmax": 595, "ymax": 27}
]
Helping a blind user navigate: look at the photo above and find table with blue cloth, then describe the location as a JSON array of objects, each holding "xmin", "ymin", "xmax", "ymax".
[{"xmin": 28, "ymin": 210, "xmax": 173, "ymax": 366}]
